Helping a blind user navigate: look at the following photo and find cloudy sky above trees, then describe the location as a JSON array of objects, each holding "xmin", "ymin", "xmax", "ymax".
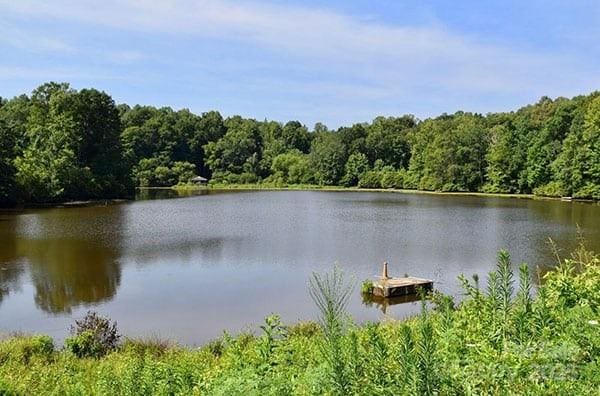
[{"xmin": 1, "ymin": 0, "xmax": 599, "ymax": 127}]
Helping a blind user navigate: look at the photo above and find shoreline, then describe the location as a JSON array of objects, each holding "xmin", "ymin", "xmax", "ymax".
[
  {"xmin": 178, "ymin": 183, "xmax": 599, "ymax": 204},
  {"xmin": 0, "ymin": 198, "xmax": 131, "ymax": 213},
  {"xmin": 1, "ymin": 186, "xmax": 596, "ymax": 212}
]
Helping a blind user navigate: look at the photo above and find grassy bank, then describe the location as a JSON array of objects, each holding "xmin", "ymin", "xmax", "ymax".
[
  {"xmin": 214, "ymin": 182, "xmax": 533, "ymax": 196},
  {"xmin": 1, "ymin": 243, "xmax": 599, "ymax": 395},
  {"xmin": 179, "ymin": 182, "xmax": 571, "ymax": 202}
]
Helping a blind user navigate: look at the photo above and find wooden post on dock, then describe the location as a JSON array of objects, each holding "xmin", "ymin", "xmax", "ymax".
[
  {"xmin": 370, "ymin": 261, "xmax": 433, "ymax": 298},
  {"xmin": 382, "ymin": 261, "xmax": 389, "ymax": 280}
]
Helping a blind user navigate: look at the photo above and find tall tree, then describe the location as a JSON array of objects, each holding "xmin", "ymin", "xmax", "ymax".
[
  {"xmin": 0, "ymin": 116, "xmax": 17, "ymax": 205},
  {"xmin": 310, "ymin": 132, "xmax": 347, "ymax": 185},
  {"xmin": 341, "ymin": 152, "xmax": 370, "ymax": 186},
  {"xmin": 64, "ymin": 88, "xmax": 130, "ymax": 196},
  {"xmin": 408, "ymin": 113, "xmax": 487, "ymax": 191},
  {"xmin": 366, "ymin": 115, "xmax": 415, "ymax": 169},
  {"xmin": 281, "ymin": 121, "xmax": 311, "ymax": 153},
  {"xmin": 14, "ymin": 83, "xmax": 81, "ymax": 202},
  {"xmin": 203, "ymin": 117, "xmax": 262, "ymax": 180},
  {"xmin": 188, "ymin": 110, "xmax": 226, "ymax": 176},
  {"xmin": 552, "ymin": 95, "xmax": 600, "ymax": 198}
]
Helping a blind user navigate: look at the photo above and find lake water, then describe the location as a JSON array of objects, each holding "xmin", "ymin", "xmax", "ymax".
[{"xmin": 1, "ymin": 190, "xmax": 599, "ymax": 345}]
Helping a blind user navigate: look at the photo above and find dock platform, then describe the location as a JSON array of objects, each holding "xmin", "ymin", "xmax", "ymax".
[
  {"xmin": 372, "ymin": 276, "xmax": 433, "ymax": 297},
  {"xmin": 368, "ymin": 261, "xmax": 433, "ymax": 298}
]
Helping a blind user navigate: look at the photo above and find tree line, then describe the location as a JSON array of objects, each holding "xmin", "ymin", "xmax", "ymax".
[{"xmin": 1, "ymin": 82, "xmax": 599, "ymax": 206}]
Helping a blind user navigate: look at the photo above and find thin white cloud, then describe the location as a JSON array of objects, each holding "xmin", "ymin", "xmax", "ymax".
[
  {"xmin": 104, "ymin": 50, "xmax": 147, "ymax": 65},
  {"xmin": 0, "ymin": 22, "xmax": 74, "ymax": 53},
  {"xmin": 0, "ymin": 0, "xmax": 591, "ymax": 96},
  {"xmin": 1, "ymin": 0, "xmax": 598, "ymax": 125},
  {"xmin": 0, "ymin": 66, "xmax": 126, "ymax": 81}
]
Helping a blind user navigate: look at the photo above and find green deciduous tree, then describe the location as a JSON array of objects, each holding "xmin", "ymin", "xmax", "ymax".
[
  {"xmin": 310, "ymin": 132, "xmax": 347, "ymax": 185},
  {"xmin": 282, "ymin": 121, "xmax": 311, "ymax": 153},
  {"xmin": 366, "ymin": 115, "xmax": 415, "ymax": 169},
  {"xmin": 268, "ymin": 150, "xmax": 313, "ymax": 185},
  {"xmin": 340, "ymin": 152, "xmax": 369, "ymax": 187},
  {"xmin": 408, "ymin": 113, "xmax": 488, "ymax": 192},
  {"xmin": 1, "ymin": 82, "xmax": 600, "ymax": 205},
  {"xmin": 0, "ymin": 115, "xmax": 17, "ymax": 205},
  {"xmin": 204, "ymin": 117, "xmax": 262, "ymax": 181},
  {"xmin": 552, "ymin": 95, "xmax": 600, "ymax": 198}
]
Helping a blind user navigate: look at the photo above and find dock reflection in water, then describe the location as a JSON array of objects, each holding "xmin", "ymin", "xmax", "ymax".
[{"xmin": 362, "ymin": 293, "xmax": 422, "ymax": 315}]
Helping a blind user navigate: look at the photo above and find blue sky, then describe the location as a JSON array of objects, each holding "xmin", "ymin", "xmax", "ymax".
[{"xmin": 1, "ymin": 0, "xmax": 599, "ymax": 128}]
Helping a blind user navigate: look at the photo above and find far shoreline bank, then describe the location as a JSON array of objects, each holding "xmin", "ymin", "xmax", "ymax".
[
  {"xmin": 173, "ymin": 183, "xmax": 599, "ymax": 204},
  {"xmin": 0, "ymin": 198, "xmax": 131, "ymax": 213},
  {"xmin": 1, "ymin": 185, "xmax": 597, "ymax": 212}
]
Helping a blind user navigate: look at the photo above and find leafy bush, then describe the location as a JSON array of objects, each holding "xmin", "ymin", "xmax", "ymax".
[
  {"xmin": 358, "ymin": 170, "xmax": 382, "ymax": 188},
  {"xmin": 65, "ymin": 311, "xmax": 121, "ymax": 358},
  {"xmin": 65, "ymin": 330, "xmax": 105, "ymax": 359},
  {"xmin": 204, "ymin": 338, "xmax": 225, "ymax": 357},
  {"xmin": 360, "ymin": 279, "xmax": 374, "ymax": 294},
  {"xmin": 380, "ymin": 169, "xmax": 406, "ymax": 189},
  {"xmin": 121, "ymin": 337, "xmax": 172, "ymax": 357},
  {"xmin": 224, "ymin": 172, "xmax": 259, "ymax": 184},
  {"xmin": 534, "ymin": 181, "xmax": 565, "ymax": 197},
  {"xmin": 544, "ymin": 239, "xmax": 600, "ymax": 311},
  {"xmin": 0, "ymin": 335, "xmax": 54, "ymax": 364},
  {"xmin": 287, "ymin": 321, "xmax": 321, "ymax": 338},
  {"xmin": 573, "ymin": 182, "xmax": 600, "ymax": 200}
]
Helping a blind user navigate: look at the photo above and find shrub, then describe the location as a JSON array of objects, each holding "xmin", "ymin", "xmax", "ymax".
[
  {"xmin": 65, "ymin": 311, "xmax": 121, "ymax": 358},
  {"xmin": 544, "ymin": 239, "xmax": 600, "ymax": 311},
  {"xmin": 65, "ymin": 330, "xmax": 106, "ymax": 358},
  {"xmin": 287, "ymin": 321, "xmax": 321, "ymax": 338},
  {"xmin": 121, "ymin": 337, "xmax": 172, "ymax": 357},
  {"xmin": 358, "ymin": 171, "xmax": 382, "ymax": 188},
  {"xmin": 533, "ymin": 181, "xmax": 565, "ymax": 197},
  {"xmin": 0, "ymin": 335, "xmax": 54, "ymax": 364},
  {"xmin": 237, "ymin": 172, "xmax": 259, "ymax": 184},
  {"xmin": 380, "ymin": 169, "xmax": 406, "ymax": 189},
  {"xmin": 573, "ymin": 183, "xmax": 600, "ymax": 200},
  {"xmin": 172, "ymin": 161, "xmax": 197, "ymax": 184},
  {"xmin": 360, "ymin": 279, "xmax": 374, "ymax": 294},
  {"xmin": 204, "ymin": 339, "xmax": 225, "ymax": 357}
]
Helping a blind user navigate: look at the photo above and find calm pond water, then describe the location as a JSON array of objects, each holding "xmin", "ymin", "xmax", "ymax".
[{"xmin": 1, "ymin": 190, "xmax": 599, "ymax": 345}]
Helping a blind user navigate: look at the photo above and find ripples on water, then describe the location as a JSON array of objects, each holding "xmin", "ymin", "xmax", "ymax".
[{"xmin": 1, "ymin": 190, "xmax": 598, "ymax": 345}]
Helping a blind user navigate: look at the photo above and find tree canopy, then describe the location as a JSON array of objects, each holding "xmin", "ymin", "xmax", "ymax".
[{"xmin": 0, "ymin": 82, "xmax": 599, "ymax": 206}]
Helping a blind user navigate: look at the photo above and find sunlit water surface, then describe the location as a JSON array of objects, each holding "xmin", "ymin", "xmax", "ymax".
[{"xmin": 1, "ymin": 190, "xmax": 599, "ymax": 345}]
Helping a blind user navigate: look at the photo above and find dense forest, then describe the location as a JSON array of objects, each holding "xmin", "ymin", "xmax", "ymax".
[{"xmin": 1, "ymin": 82, "xmax": 599, "ymax": 206}]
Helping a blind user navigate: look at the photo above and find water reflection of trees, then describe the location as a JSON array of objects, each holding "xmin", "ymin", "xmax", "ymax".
[
  {"xmin": 135, "ymin": 187, "xmax": 209, "ymax": 201},
  {"xmin": 26, "ymin": 237, "xmax": 121, "ymax": 313},
  {"xmin": 0, "ymin": 206, "xmax": 124, "ymax": 313},
  {"xmin": 0, "ymin": 264, "xmax": 24, "ymax": 305},
  {"xmin": 0, "ymin": 216, "xmax": 25, "ymax": 304},
  {"xmin": 527, "ymin": 200, "xmax": 600, "ymax": 270}
]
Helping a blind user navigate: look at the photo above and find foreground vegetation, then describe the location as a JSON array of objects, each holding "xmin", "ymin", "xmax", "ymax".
[
  {"xmin": 2, "ymin": 83, "xmax": 600, "ymax": 207},
  {"xmin": 1, "ymin": 242, "xmax": 599, "ymax": 395}
]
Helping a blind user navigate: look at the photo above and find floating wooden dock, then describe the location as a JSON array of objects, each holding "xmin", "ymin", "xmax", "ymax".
[
  {"xmin": 372, "ymin": 277, "xmax": 433, "ymax": 297},
  {"xmin": 370, "ymin": 262, "xmax": 433, "ymax": 298}
]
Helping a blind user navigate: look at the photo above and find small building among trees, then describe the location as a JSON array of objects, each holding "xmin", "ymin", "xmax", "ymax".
[{"xmin": 191, "ymin": 176, "xmax": 208, "ymax": 185}]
